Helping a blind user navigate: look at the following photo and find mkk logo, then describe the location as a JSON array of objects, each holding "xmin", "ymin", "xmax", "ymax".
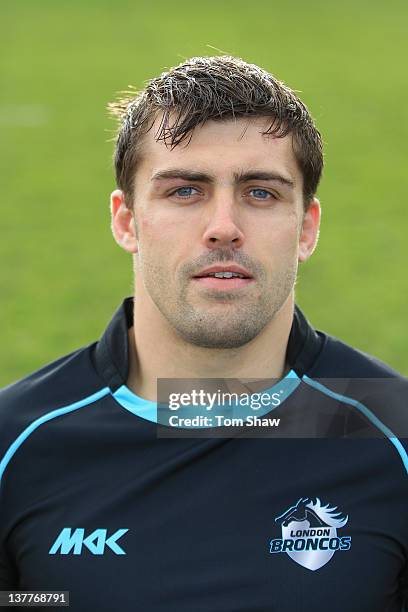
[
  {"xmin": 49, "ymin": 528, "xmax": 129, "ymax": 555},
  {"xmin": 269, "ymin": 497, "xmax": 351, "ymax": 571}
]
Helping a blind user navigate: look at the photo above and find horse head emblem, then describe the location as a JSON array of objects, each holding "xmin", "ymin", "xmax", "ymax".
[{"xmin": 271, "ymin": 497, "xmax": 350, "ymax": 571}]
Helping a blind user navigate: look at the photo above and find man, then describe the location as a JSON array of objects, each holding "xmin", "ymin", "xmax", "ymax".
[{"xmin": 0, "ymin": 56, "xmax": 407, "ymax": 611}]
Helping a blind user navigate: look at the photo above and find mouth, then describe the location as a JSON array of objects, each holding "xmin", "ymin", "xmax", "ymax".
[{"xmin": 192, "ymin": 266, "xmax": 254, "ymax": 291}]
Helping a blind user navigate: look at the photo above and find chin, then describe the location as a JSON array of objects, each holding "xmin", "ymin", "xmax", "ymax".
[{"xmin": 176, "ymin": 324, "xmax": 261, "ymax": 349}]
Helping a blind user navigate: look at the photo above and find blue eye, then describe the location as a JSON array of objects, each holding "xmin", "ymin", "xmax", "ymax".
[
  {"xmin": 250, "ymin": 188, "xmax": 273, "ymax": 200},
  {"xmin": 173, "ymin": 186, "xmax": 198, "ymax": 198}
]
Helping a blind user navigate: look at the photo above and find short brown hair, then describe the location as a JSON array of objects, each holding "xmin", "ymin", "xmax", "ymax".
[{"xmin": 108, "ymin": 56, "xmax": 323, "ymax": 208}]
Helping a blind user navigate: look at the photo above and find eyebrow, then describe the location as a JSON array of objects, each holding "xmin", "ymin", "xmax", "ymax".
[{"xmin": 150, "ymin": 168, "xmax": 295, "ymax": 188}]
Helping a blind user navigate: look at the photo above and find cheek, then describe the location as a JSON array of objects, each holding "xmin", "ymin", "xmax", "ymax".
[
  {"xmin": 139, "ymin": 212, "xmax": 155, "ymax": 237},
  {"xmin": 137, "ymin": 213, "xmax": 184, "ymax": 276},
  {"xmin": 259, "ymin": 215, "xmax": 300, "ymax": 260},
  {"xmin": 281, "ymin": 212, "xmax": 302, "ymax": 249},
  {"xmin": 139, "ymin": 209, "xmax": 182, "ymax": 241}
]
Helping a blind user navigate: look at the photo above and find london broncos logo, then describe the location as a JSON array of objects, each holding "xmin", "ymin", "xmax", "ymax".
[{"xmin": 269, "ymin": 497, "xmax": 352, "ymax": 571}]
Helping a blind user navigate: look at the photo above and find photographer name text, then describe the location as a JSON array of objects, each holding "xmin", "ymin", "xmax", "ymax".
[{"xmin": 168, "ymin": 415, "xmax": 280, "ymax": 428}]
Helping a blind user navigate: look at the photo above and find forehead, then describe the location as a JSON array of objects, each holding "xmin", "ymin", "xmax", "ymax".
[{"xmin": 136, "ymin": 117, "xmax": 302, "ymax": 187}]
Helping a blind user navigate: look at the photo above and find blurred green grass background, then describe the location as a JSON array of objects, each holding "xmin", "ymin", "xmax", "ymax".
[{"xmin": 1, "ymin": 0, "xmax": 407, "ymax": 386}]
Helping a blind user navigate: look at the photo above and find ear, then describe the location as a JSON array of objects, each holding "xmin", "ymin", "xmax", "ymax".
[
  {"xmin": 110, "ymin": 189, "xmax": 138, "ymax": 254},
  {"xmin": 298, "ymin": 198, "xmax": 321, "ymax": 262}
]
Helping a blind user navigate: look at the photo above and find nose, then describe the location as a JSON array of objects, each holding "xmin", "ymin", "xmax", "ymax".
[{"xmin": 201, "ymin": 191, "xmax": 245, "ymax": 250}]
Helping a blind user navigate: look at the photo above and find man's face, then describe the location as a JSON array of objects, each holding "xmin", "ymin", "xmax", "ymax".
[{"xmin": 115, "ymin": 117, "xmax": 319, "ymax": 349}]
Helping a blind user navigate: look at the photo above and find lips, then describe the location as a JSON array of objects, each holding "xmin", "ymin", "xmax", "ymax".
[
  {"xmin": 192, "ymin": 275, "xmax": 253, "ymax": 291},
  {"xmin": 192, "ymin": 264, "xmax": 254, "ymax": 292},
  {"xmin": 193, "ymin": 264, "xmax": 252, "ymax": 279}
]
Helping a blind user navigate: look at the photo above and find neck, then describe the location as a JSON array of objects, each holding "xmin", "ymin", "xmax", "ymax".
[{"xmin": 127, "ymin": 293, "xmax": 295, "ymax": 402}]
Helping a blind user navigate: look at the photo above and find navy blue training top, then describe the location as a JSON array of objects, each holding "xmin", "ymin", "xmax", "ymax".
[{"xmin": 0, "ymin": 297, "xmax": 407, "ymax": 611}]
